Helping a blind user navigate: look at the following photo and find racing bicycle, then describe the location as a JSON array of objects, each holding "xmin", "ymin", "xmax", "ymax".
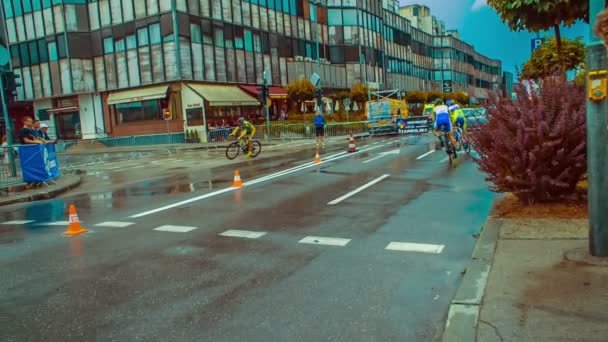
[{"xmin": 225, "ymin": 138, "xmax": 262, "ymax": 160}]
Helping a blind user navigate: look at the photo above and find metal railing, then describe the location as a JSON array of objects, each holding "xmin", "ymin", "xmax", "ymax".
[
  {"xmin": 0, "ymin": 144, "xmax": 22, "ymax": 188},
  {"xmin": 95, "ymin": 133, "xmax": 189, "ymax": 147}
]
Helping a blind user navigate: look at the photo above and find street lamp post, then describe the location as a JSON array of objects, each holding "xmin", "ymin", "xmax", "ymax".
[
  {"xmin": 311, "ymin": 0, "xmax": 323, "ymax": 115},
  {"xmin": 588, "ymin": 0, "xmax": 608, "ymax": 257}
]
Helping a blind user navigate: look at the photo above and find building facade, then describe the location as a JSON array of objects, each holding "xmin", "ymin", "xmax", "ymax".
[{"xmin": 1, "ymin": 0, "xmax": 502, "ymax": 141}]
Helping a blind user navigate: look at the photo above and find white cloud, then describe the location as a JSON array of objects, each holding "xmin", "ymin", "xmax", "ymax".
[{"xmin": 471, "ymin": 0, "xmax": 487, "ymax": 11}]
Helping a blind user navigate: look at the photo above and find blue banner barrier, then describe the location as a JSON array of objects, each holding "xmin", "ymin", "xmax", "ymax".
[{"xmin": 18, "ymin": 144, "xmax": 61, "ymax": 183}]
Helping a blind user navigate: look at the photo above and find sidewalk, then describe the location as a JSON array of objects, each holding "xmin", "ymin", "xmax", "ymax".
[
  {"xmin": 0, "ymin": 174, "xmax": 81, "ymax": 206},
  {"xmin": 443, "ymin": 210, "xmax": 608, "ymax": 341}
]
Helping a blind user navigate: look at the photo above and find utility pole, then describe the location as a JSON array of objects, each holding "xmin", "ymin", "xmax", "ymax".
[
  {"xmin": 0, "ymin": 68, "xmax": 17, "ymax": 176},
  {"xmin": 587, "ymin": 0, "xmax": 608, "ymax": 257},
  {"xmin": 258, "ymin": 71, "xmax": 271, "ymax": 143}
]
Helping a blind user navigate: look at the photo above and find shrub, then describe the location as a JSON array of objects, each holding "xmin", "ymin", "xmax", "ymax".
[
  {"xmin": 285, "ymin": 79, "xmax": 315, "ymax": 103},
  {"xmin": 406, "ymin": 90, "xmax": 427, "ymax": 104},
  {"xmin": 425, "ymin": 90, "xmax": 444, "ymax": 103},
  {"xmin": 469, "ymin": 80, "xmax": 586, "ymax": 204},
  {"xmin": 350, "ymin": 83, "xmax": 369, "ymax": 103}
]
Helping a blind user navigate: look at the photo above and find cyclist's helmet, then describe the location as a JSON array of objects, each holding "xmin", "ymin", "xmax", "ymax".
[
  {"xmin": 434, "ymin": 98, "xmax": 444, "ymax": 106},
  {"xmin": 446, "ymin": 100, "xmax": 455, "ymax": 106},
  {"xmin": 238, "ymin": 117, "xmax": 245, "ymax": 124}
]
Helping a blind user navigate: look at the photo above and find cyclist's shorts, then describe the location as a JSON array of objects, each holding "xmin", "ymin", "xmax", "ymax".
[
  {"xmin": 455, "ymin": 117, "xmax": 465, "ymax": 129},
  {"xmin": 434, "ymin": 114, "xmax": 452, "ymax": 132}
]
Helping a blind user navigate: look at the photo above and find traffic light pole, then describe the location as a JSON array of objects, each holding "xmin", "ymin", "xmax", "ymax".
[
  {"xmin": 0, "ymin": 70, "xmax": 16, "ymax": 177},
  {"xmin": 264, "ymin": 80, "xmax": 271, "ymax": 144},
  {"xmin": 588, "ymin": 0, "xmax": 608, "ymax": 257}
]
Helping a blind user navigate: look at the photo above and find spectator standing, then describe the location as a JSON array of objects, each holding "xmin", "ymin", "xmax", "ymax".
[
  {"xmin": 19, "ymin": 116, "xmax": 42, "ymax": 144},
  {"xmin": 2, "ymin": 136, "xmax": 10, "ymax": 175},
  {"xmin": 32, "ymin": 120, "xmax": 43, "ymax": 139},
  {"xmin": 40, "ymin": 124, "xmax": 53, "ymax": 141},
  {"xmin": 314, "ymin": 111, "xmax": 326, "ymax": 150}
]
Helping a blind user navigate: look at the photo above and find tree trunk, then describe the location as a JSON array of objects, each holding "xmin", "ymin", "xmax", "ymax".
[{"xmin": 553, "ymin": 23, "xmax": 566, "ymax": 80}]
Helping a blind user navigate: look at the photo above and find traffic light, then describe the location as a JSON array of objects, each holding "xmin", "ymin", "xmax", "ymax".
[
  {"xmin": 162, "ymin": 108, "xmax": 172, "ymax": 120},
  {"xmin": 315, "ymin": 87, "xmax": 323, "ymax": 107},
  {"xmin": 257, "ymin": 85, "xmax": 269, "ymax": 107},
  {"xmin": 1, "ymin": 70, "xmax": 21, "ymax": 103}
]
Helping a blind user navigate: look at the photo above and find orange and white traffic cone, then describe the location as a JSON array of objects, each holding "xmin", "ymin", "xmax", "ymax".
[
  {"xmin": 348, "ymin": 131, "xmax": 357, "ymax": 153},
  {"xmin": 232, "ymin": 170, "xmax": 243, "ymax": 188},
  {"xmin": 314, "ymin": 150, "xmax": 321, "ymax": 163},
  {"xmin": 64, "ymin": 204, "xmax": 88, "ymax": 236}
]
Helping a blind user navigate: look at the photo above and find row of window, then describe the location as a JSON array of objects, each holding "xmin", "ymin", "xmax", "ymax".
[
  {"xmin": 10, "ymin": 35, "xmax": 66, "ymax": 66},
  {"xmin": 103, "ymin": 23, "xmax": 162, "ymax": 54}
]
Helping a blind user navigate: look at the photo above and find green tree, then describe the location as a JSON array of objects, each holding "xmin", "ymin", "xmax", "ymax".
[
  {"xmin": 487, "ymin": 0, "xmax": 588, "ymax": 74},
  {"xmin": 285, "ymin": 79, "xmax": 315, "ymax": 103},
  {"xmin": 350, "ymin": 83, "xmax": 369, "ymax": 103},
  {"xmin": 521, "ymin": 37, "xmax": 585, "ymax": 80},
  {"xmin": 405, "ymin": 90, "xmax": 427, "ymax": 104}
]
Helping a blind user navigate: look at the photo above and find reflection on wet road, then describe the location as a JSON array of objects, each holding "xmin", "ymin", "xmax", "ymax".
[{"xmin": 0, "ymin": 135, "xmax": 494, "ymax": 341}]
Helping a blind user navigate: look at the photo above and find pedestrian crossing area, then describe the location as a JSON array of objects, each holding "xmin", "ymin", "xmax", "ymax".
[{"xmin": 0, "ymin": 219, "xmax": 446, "ymax": 255}]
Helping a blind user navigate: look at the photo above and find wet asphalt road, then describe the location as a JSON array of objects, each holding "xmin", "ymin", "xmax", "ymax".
[{"xmin": 0, "ymin": 135, "xmax": 494, "ymax": 342}]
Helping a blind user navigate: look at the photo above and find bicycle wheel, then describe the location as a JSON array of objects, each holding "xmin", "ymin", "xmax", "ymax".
[
  {"xmin": 225, "ymin": 142, "xmax": 241, "ymax": 160},
  {"xmin": 453, "ymin": 128, "xmax": 463, "ymax": 151},
  {"xmin": 463, "ymin": 135, "xmax": 472, "ymax": 156},
  {"xmin": 250, "ymin": 140, "xmax": 262, "ymax": 158}
]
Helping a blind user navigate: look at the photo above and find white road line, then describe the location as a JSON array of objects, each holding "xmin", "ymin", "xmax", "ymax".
[
  {"xmin": 362, "ymin": 155, "xmax": 385, "ymax": 164},
  {"xmin": 385, "ymin": 242, "xmax": 445, "ymax": 254},
  {"xmin": 38, "ymin": 221, "xmax": 70, "ymax": 226},
  {"xmin": 439, "ymin": 157, "xmax": 450, "ymax": 163},
  {"xmin": 416, "ymin": 150, "xmax": 435, "ymax": 160},
  {"xmin": 153, "ymin": 225, "xmax": 198, "ymax": 233},
  {"xmin": 95, "ymin": 221, "xmax": 134, "ymax": 228},
  {"xmin": 299, "ymin": 236, "xmax": 351, "ymax": 246},
  {"xmin": 219, "ymin": 229, "xmax": 267, "ymax": 239},
  {"xmin": 131, "ymin": 146, "xmax": 386, "ymax": 218},
  {"xmin": 327, "ymin": 174, "xmax": 391, "ymax": 205},
  {"xmin": 1, "ymin": 220, "xmax": 35, "ymax": 225}
]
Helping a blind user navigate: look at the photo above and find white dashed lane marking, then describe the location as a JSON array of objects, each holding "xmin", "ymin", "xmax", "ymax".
[
  {"xmin": 38, "ymin": 221, "xmax": 70, "ymax": 226},
  {"xmin": 327, "ymin": 174, "xmax": 390, "ymax": 205},
  {"xmin": 219, "ymin": 229, "xmax": 267, "ymax": 239},
  {"xmin": 385, "ymin": 242, "xmax": 445, "ymax": 254},
  {"xmin": 299, "ymin": 236, "xmax": 351, "ymax": 247},
  {"xmin": 153, "ymin": 225, "xmax": 198, "ymax": 233},
  {"xmin": 416, "ymin": 150, "xmax": 435, "ymax": 160},
  {"xmin": 95, "ymin": 221, "xmax": 135, "ymax": 228},
  {"xmin": 1, "ymin": 220, "xmax": 35, "ymax": 225}
]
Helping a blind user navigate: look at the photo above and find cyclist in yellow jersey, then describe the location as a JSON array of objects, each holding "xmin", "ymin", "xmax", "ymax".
[{"xmin": 230, "ymin": 117, "xmax": 257, "ymax": 157}]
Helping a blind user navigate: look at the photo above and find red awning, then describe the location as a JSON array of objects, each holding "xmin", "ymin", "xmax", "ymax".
[{"xmin": 239, "ymin": 85, "xmax": 288, "ymax": 99}]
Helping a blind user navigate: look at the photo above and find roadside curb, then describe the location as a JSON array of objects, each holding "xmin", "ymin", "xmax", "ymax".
[
  {"xmin": 442, "ymin": 214, "xmax": 503, "ymax": 342},
  {"xmin": 0, "ymin": 174, "xmax": 82, "ymax": 206}
]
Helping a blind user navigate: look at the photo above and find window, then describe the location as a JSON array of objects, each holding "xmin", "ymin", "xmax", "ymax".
[
  {"xmin": 115, "ymin": 100, "xmax": 161, "ymax": 123},
  {"xmin": 103, "ymin": 37, "xmax": 114, "ymax": 53},
  {"xmin": 126, "ymin": 35, "xmax": 137, "ymax": 49},
  {"xmin": 38, "ymin": 39, "xmax": 48, "ymax": 62},
  {"xmin": 149, "ymin": 23, "xmax": 161, "ymax": 44},
  {"xmin": 48, "ymin": 41, "xmax": 58, "ymax": 61},
  {"xmin": 115, "ymin": 39, "xmax": 125, "ymax": 52},
  {"xmin": 138, "ymin": 27, "xmax": 149, "ymax": 46},
  {"xmin": 224, "ymin": 25, "xmax": 233, "ymax": 48},
  {"xmin": 202, "ymin": 20, "xmax": 213, "ymax": 44},
  {"xmin": 328, "ymin": 10, "xmax": 342, "ymax": 25},
  {"xmin": 5, "ymin": 0, "xmax": 14, "ymax": 18},
  {"xmin": 253, "ymin": 33, "xmax": 261, "ymax": 52},
  {"xmin": 43, "ymin": 0, "xmax": 51, "ymax": 7},
  {"xmin": 214, "ymin": 25, "xmax": 224, "ymax": 47},
  {"xmin": 234, "ymin": 27, "xmax": 243, "ymax": 49},
  {"xmin": 19, "ymin": 43, "xmax": 30, "ymax": 66},
  {"xmin": 343, "ymin": 10, "xmax": 357, "ymax": 26},
  {"xmin": 186, "ymin": 107, "xmax": 204, "ymax": 125},
  {"xmin": 38, "ymin": 109, "xmax": 50, "ymax": 121},
  {"xmin": 10, "ymin": 46, "xmax": 20, "ymax": 66},
  {"xmin": 29, "ymin": 41, "xmax": 39, "ymax": 64},
  {"xmin": 23, "ymin": 0, "xmax": 32, "ymax": 13},
  {"xmin": 190, "ymin": 23, "xmax": 202, "ymax": 43},
  {"xmin": 244, "ymin": 29, "xmax": 253, "ymax": 51},
  {"xmin": 33, "ymin": 0, "xmax": 42, "ymax": 10},
  {"xmin": 57, "ymin": 35, "xmax": 67, "ymax": 58},
  {"xmin": 13, "ymin": 0, "xmax": 23, "ymax": 16}
]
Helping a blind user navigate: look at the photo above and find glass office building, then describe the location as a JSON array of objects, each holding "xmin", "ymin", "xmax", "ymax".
[{"xmin": 1, "ymin": 0, "xmax": 502, "ymax": 140}]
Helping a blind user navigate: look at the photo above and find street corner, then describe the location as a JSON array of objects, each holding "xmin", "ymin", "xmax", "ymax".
[{"xmin": 0, "ymin": 174, "xmax": 82, "ymax": 207}]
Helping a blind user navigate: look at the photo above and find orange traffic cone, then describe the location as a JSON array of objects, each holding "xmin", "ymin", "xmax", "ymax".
[
  {"xmin": 314, "ymin": 150, "xmax": 321, "ymax": 163},
  {"xmin": 64, "ymin": 204, "xmax": 88, "ymax": 236},
  {"xmin": 232, "ymin": 170, "xmax": 243, "ymax": 188},
  {"xmin": 348, "ymin": 131, "xmax": 357, "ymax": 153}
]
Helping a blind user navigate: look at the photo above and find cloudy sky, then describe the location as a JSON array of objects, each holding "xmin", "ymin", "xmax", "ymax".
[{"xmin": 400, "ymin": 0, "xmax": 589, "ymax": 74}]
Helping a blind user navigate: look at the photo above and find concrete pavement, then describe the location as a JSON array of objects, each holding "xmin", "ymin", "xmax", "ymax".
[{"xmin": 0, "ymin": 134, "xmax": 495, "ymax": 341}]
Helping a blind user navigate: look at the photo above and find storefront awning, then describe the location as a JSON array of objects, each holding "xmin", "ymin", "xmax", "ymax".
[
  {"xmin": 239, "ymin": 85, "xmax": 288, "ymax": 99},
  {"xmin": 46, "ymin": 106, "xmax": 79, "ymax": 114},
  {"xmin": 107, "ymin": 85, "xmax": 169, "ymax": 105},
  {"xmin": 187, "ymin": 84, "xmax": 259, "ymax": 106}
]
